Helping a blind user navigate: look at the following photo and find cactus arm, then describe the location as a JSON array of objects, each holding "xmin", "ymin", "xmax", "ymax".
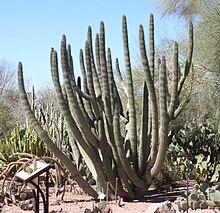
[
  {"xmin": 107, "ymin": 48, "xmax": 115, "ymax": 112},
  {"xmin": 173, "ymin": 22, "xmax": 193, "ymax": 120},
  {"xmin": 115, "ymin": 58, "xmax": 128, "ymax": 97},
  {"xmin": 122, "ymin": 15, "xmax": 138, "ymax": 168},
  {"xmin": 95, "ymin": 33, "xmax": 102, "ymax": 91},
  {"xmin": 85, "ymin": 41, "xmax": 101, "ymax": 120},
  {"xmin": 67, "ymin": 44, "xmax": 76, "ymax": 87},
  {"xmin": 51, "ymin": 49, "xmax": 100, "ymax": 154},
  {"xmin": 87, "ymin": 26, "xmax": 102, "ymax": 97},
  {"xmin": 113, "ymin": 98, "xmax": 146, "ymax": 188},
  {"xmin": 138, "ymin": 81, "xmax": 150, "ymax": 176},
  {"xmin": 139, "ymin": 24, "xmax": 159, "ymax": 169},
  {"xmin": 147, "ymin": 14, "xmax": 155, "ymax": 146},
  {"xmin": 168, "ymin": 42, "xmax": 179, "ymax": 119},
  {"xmin": 68, "ymin": 136, "xmax": 87, "ymax": 176},
  {"xmin": 85, "ymin": 40, "xmax": 96, "ymax": 98},
  {"xmin": 61, "ymin": 36, "xmax": 100, "ymax": 149},
  {"xmin": 150, "ymin": 56, "xmax": 169, "ymax": 176},
  {"xmin": 31, "ymin": 86, "xmax": 35, "ymax": 111},
  {"xmin": 97, "ymin": 118, "xmax": 116, "ymax": 190},
  {"xmin": 68, "ymin": 47, "xmax": 96, "ymax": 125},
  {"xmin": 149, "ymin": 14, "xmax": 155, "ymax": 80},
  {"xmin": 51, "ymin": 49, "xmax": 99, "ymax": 153},
  {"xmin": 104, "ymin": 117, "xmax": 135, "ymax": 198},
  {"xmin": 102, "ymin": 112, "xmax": 135, "ymax": 198},
  {"xmin": 74, "ymin": 77, "xmax": 95, "ymax": 128},
  {"xmin": 79, "ymin": 49, "xmax": 96, "ymax": 121},
  {"xmin": 74, "ymin": 84, "xmax": 92, "ymax": 101},
  {"xmin": 80, "ymin": 48, "xmax": 89, "ymax": 93},
  {"xmin": 18, "ymin": 62, "xmax": 98, "ymax": 199},
  {"xmin": 113, "ymin": 78, "xmax": 124, "ymax": 118},
  {"xmin": 100, "ymin": 21, "xmax": 113, "ymax": 125},
  {"xmin": 69, "ymin": 131, "xmax": 98, "ymax": 183},
  {"xmin": 100, "ymin": 111, "xmax": 134, "ymax": 198},
  {"xmin": 51, "ymin": 49, "xmax": 112, "ymax": 193},
  {"xmin": 178, "ymin": 21, "xmax": 193, "ymax": 96}
]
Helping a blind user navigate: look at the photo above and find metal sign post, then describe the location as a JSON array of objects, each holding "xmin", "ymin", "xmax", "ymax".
[{"xmin": 16, "ymin": 161, "xmax": 51, "ymax": 213}]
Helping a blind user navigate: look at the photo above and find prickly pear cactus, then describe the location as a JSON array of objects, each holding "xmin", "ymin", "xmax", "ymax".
[{"xmin": 176, "ymin": 183, "xmax": 220, "ymax": 211}]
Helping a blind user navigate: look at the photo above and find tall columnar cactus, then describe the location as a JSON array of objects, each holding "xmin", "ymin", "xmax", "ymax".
[{"xmin": 18, "ymin": 14, "xmax": 193, "ymax": 199}]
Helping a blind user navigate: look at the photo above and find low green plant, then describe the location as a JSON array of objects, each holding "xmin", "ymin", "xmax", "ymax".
[
  {"xmin": 176, "ymin": 183, "xmax": 220, "ymax": 211},
  {"xmin": 0, "ymin": 123, "xmax": 50, "ymax": 172},
  {"xmin": 168, "ymin": 120, "xmax": 220, "ymax": 183}
]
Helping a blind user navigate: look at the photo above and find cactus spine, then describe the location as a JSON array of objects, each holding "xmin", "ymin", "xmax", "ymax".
[{"xmin": 18, "ymin": 14, "xmax": 193, "ymax": 199}]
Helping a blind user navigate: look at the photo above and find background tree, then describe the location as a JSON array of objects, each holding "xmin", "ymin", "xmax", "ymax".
[
  {"xmin": 156, "ymin": 0, "xmax": 220, "ymax": 75},
  {"xmin": 149, "ymin": 0, "xmax": 220, "ymax": 189},
  {"xmin": 155, "ymin": 0, "xmax": 220, "ymax": 131},
  {"xmin": 0, "ymin": 59, "xmax": 22, "ymax": 137}
]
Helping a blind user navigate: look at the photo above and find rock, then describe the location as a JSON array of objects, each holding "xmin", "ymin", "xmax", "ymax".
[
  {"xmin": 146, "ymin": 201, "xmax": 176, "ymax": 213},
  {"xmin": 19, "ymin": 198, "xmax": 34, "ymax": 211},
  {"xmin": 84, "ymin": 208, "xmax": 92, "ymax": 213},
  {"xmin": 49, "ymin": 208, "xmax": 67, "ymax": 213},
  {"xmin": 154, "ymin": 201, "xmax": 176, "ymax": 213}
]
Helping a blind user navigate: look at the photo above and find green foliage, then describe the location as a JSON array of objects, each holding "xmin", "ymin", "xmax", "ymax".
[
  {"xmin": 156, "ymin": 0, "xmax": 202, "ymax": 18},
  {"xmin": 0, "ymin": 102, "xmax": 15, "ymax": 137},
  {"xmin": 176, "ymin": 183, "xmax": 220, "ymax": 211},
  {"xmin": 156, "ymin": 0, "xmax": 220, "ymax": 134},
  {"xmin": 168, "ymin": 121, "xmax": 220, "ymax": 183},
  {"xmin": 0, "ymin": 124, "xmax": 50, "ymax": 171},
  {"xmin": 156, "ymin": 0, "xmax": 220, "ymax": 77}
]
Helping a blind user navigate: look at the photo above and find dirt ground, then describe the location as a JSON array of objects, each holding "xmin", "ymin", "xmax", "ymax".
[{"xmin": 2, "ymin": 185, "xmax": 220, "ymax": 213}]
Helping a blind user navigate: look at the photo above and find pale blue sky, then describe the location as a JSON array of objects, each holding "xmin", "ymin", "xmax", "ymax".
[{"xmin": 0, "ymin": 0, "xmax": 184, "ymax": 90}]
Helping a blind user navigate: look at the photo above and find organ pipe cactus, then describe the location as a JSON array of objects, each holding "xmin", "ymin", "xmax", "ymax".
[{"xmin": 17, "ymin": 14, "xmax": 193, "ymax": 199}]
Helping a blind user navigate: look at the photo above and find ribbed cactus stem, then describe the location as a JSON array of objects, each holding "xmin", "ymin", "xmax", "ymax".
[
  {"xmin": 79, "ymin": 49, "xmax": 96, "ymax": 121},
  {"xmin": 139, "ymin": 24, "xmax": 159, "ymax": 169},
  {"xmin": 168, "ymin": 42, "xmax": 179, "ymax": 119},
  {"xmin": 51, "ymin": 48, "xmax": 114, "ymax": 194},
  {"xmin": 18, "ymin": 62, "xmax": 98, "ymax": 198},
  {"xmin": 67, "ymin": 44, "xmax": 76, "ymax": 87},
  {"xmin": 115, "ymin": 58, "xmax": 127, "ymax": 96},
  {"xmin": 138, "ymin": 81, "xmax": 149, "ymax": 176},
  {"xmin": 122, "ymin": 15, "xmax": 138, "ymax": 168},
  {"xmin": 150, "ymin": 56, "xmax": 168, "ymax": 176},
  {"xmin": 85, "ymin": 41, "xmax": 100, "ymax": 119},
  {"xmin": 100, "ymin": 21, "xmax": 112, "ymax": 124},
  {"xmin": 31, "ymin": 85, "xmax": 35, "ymax": 112},
  {"xmin": 178, "ymin": 21, "xmax": 193, "ymax": 96},
  {"xmin": 87, "ymin": 26, "xmax": 102, "ymax": 96},
  {"xmin": 107, "ymin": 48, "xmax": 115, "ymax": 112},
  {"xmin": 61, "ymin": 36, "xmax": 100, "ymax": 149},
  {"xmin": 95, "ymin": 33, "xmax": 102, "ymax": 89},
  {"xmin": 85, "ymin": 40, "xmax": 96, "ymax": 99},
  {"xmin": 113, "ymin": 98, "xmax": 146, "ymax": 188},
  {"xmin": 149, "ymin": 13, "xmax": 155, "ymax": 80}
]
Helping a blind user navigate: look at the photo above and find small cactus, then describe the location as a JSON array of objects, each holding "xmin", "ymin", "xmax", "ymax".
[
  {"xmin": 176, "ymin": 183, "xmax": 220, "ymax": 211},
  {"xmin": 209, "ymin": 189, "xmax": 220, "ymax": 205}
]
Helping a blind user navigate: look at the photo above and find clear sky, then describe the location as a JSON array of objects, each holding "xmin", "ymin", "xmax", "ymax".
[{"xmin": 0, "ymin": 0, "xmax": 185, "ymax": 90}]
